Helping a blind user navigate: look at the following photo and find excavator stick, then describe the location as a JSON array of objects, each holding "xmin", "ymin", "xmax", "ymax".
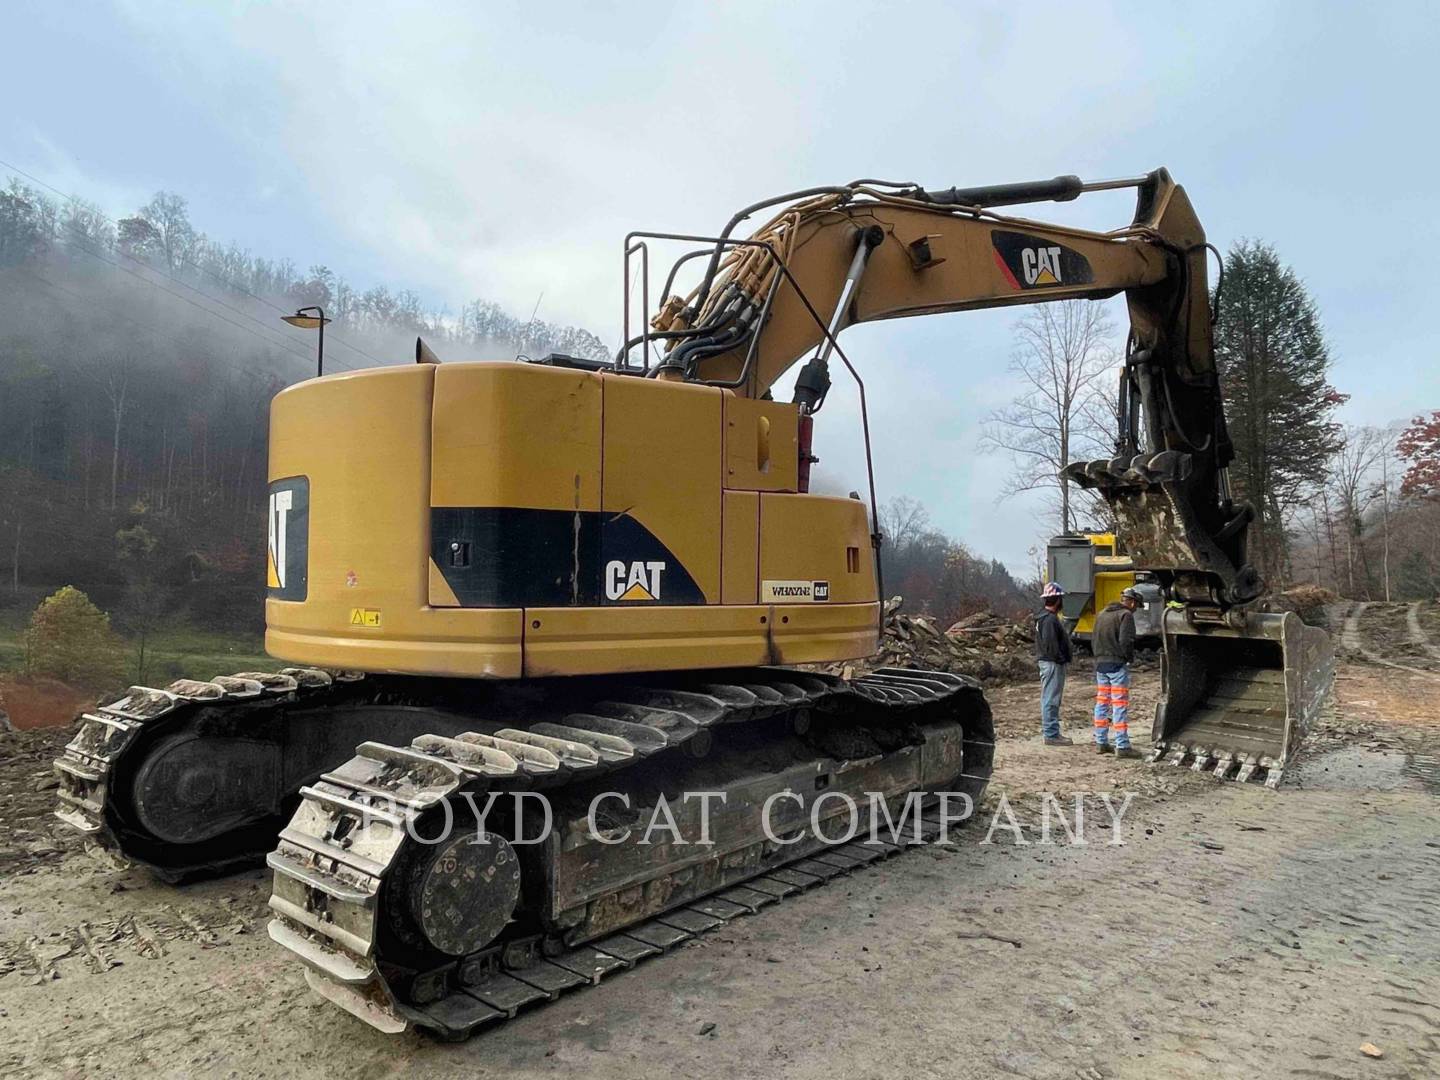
[{"xmin": 1148, "ymin": 609, "xmax": 1334, "ymax": 788}]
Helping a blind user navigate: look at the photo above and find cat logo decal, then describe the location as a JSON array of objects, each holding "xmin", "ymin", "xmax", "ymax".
[
  {"xmin": 606, "ymin": 560, "xmax": 666, "ymax": 602},
  {"xmin": 991, "ymin": 230, "xmax": 1095, "ymax": 290}
]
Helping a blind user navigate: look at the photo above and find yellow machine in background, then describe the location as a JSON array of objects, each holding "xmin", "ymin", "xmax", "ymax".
[{"xmin": 1047, "ymin": 531, "xmax": 1163, "ymax": 643}]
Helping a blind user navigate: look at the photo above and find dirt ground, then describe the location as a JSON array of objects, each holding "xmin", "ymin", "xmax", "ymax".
[
  {"xmin": 0, "ymin": 676, "xmax": 96, "ymax": 732},
  {"xmin": 1, "ymin": 610, "xmax": 1438, "ymax": 1079}
]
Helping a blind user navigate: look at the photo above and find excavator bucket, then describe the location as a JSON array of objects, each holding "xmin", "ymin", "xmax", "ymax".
[{"xmin": 1150, "ymin": 609, "xmax": 1334, "ymax": 788}]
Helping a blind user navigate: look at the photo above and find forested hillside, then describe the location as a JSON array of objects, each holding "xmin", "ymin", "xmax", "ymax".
[
  {"xmin": 0, "ymin": 176, "xmax": 1032, "ymax": 673},
  {"xmin": 0, "ymin": 177, "xmax": 609, "ymax": 644}
]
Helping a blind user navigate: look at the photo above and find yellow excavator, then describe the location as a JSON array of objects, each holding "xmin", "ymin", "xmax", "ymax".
[
  {"xmin": 1047, "ymin": 531, "xmax": 1163, "ymax": 643},
  {"xmin": 53, "ymin": 169, "xmax": 1332, "ymax": 1037}
]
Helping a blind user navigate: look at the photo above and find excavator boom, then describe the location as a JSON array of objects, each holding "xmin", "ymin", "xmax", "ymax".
[{"xmin": 634, "ymin": 168, "xmax": 1332, "ymax": 784}]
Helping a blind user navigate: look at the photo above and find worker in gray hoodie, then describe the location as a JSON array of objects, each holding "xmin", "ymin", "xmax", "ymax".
[
  {"xmin": 1092, "ymin": 586, "xmax": 1142, "ymax": 758},
  {"xmin": 1035, "ymin": 582, "xmax": 1073, "ymax": 746}
]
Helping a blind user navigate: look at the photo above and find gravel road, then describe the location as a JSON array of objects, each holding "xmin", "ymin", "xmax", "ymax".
[{"xmin": 1, "ymin": 651, "xmax": 1436, "ymax": 1079}]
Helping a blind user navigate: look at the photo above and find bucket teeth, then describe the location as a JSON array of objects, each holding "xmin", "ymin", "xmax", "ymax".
[
  {"xmin": 1147, "ymin": 744, "xmax": 1281, "ymax": 786},
  {"xmin": 1255, "ymin": 756, "xmax": 1282, "ymax": 790},
  {"xmin": 1151, "ymin": 743, "xmax": 1284, "ymax": 787}
]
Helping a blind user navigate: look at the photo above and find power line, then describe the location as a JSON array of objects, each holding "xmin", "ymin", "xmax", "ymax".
[
  {"xmin": 0, "ymin": 156, "xmax": 386, "ymax": 367},
  {"xmin": 0, "ymin": 154, "xmax": 380, "ymax": 365},
  {"xmin": 0, "ymin": 169, "xmax": 350, "ymax": 371},
  {"xmin": 26, "ymin": 268, "xmax": 313, "ymax": 389},
  {"xmin": 47, "ymin": 238, "xmax": 351, "ymax": 371}
]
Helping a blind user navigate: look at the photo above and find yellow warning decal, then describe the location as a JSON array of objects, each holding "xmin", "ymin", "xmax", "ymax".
[{"xmin": 349, "ymin": 607, "xmax": 382, "ymax": 627}]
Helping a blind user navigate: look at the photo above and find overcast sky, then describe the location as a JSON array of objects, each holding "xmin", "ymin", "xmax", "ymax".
[{"xmin": 5, "ymin": 1, "xmax": 1437, "ymax": 577}]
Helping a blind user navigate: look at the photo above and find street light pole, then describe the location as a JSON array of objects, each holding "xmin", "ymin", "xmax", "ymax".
[{"xmin": 281, "ymin": 306, "xmax": 331, "ymax": 377}]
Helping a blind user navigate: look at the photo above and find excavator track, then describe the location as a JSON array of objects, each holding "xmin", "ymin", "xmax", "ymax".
[
  {"xmin": 264, "ymin": 666, "xmax": 993, "ymax": 1039},
  {"xmin": 51, "ymin": 668, "xmax": 496, "ymax": 879}
]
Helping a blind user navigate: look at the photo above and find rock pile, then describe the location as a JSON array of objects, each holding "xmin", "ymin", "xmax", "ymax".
[{"xmin": 827, "ymin": 597, "xmax": 1036, "ymax": 685}]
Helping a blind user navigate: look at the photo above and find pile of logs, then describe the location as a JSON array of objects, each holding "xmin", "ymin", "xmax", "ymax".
[{"xmin": 827, "ymin": 597, "xmax": 1036, "ymax": 685}]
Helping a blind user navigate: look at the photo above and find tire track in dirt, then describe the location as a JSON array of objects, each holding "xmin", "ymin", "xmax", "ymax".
[
  {"xmin": 1406, "ymin": 602, "xmax": 1440, "ymax": 662},
  {"xmin": 0, "ymin": 901, "xmax": 263, "ymax": 985},
  {"xmin": 1344, "ymin": 601, "xmax": 1440, "ymax": 678}
]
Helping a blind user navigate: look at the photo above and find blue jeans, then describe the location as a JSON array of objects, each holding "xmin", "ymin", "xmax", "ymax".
[
  {"xmin": 1038, "ymin": 660, "xmax": 1066, "ymax": 738},
  {"xmin": 1093, "ymin": 664, "xmax": 1131, "ymax": 749}
]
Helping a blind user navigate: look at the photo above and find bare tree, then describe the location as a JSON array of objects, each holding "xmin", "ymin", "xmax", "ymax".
[
  {"xmin": 878, "ymin": 496, "xmax": 932, "ymax": 552},
  {"xmin": 140, "ymin": 191, "xmax": 200, "ymax": 272},
  {"xmin": 1378, "ymin": 450, "xmax": 1394, "ymax": 601},
  {"xmin": 980, "ymin": 300, "xmax": 1119, "ymax": 534},
  {"xmin": 102, "ymin": 360, "xmax": 132, "ymax": 510},
  {"xmin": 1328, "ymin": 425, "xmax": 1392, "ymax": 597}
]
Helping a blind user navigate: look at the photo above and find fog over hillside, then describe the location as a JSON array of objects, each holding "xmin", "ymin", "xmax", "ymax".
[{"xmin": 0, "ymin": 177, "xmax": 1028, "ymax": 646}]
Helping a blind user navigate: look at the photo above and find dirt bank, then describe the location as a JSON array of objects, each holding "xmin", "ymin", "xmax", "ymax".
[{"xmin": 0, "ymin": 676, "xmax": 93, "ymax": 731}]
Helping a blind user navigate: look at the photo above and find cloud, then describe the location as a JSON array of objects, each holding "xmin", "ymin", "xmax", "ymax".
[{"xmin": 12, "ymin": 0, "xmax": 1436, "ymax": 572}]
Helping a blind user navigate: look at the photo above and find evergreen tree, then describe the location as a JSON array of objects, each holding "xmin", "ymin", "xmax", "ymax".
[{"xmin": 1212, "ymin": 240, "xmax": 1344, "ymax": 584}]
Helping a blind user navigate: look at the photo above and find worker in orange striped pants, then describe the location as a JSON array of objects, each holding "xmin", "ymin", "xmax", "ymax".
[{"xmin": 1092, "ymin": 587, "xmax": 1142, "ymax": 759}]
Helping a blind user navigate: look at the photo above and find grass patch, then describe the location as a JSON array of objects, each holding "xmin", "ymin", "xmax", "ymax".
[
  {"xmin": 1, "ymin": 588, "xmax": 271, "ymax": 687},
  {"xmin": 130, "ymin": 645, "xmax": 275, "ymax": 685},
  {"xmin": 0, "ymin": 623, "xmax": 270, "ymax": 686}
]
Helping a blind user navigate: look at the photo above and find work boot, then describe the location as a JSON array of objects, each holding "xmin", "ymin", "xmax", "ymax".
[
  {"xmin": 1115, "ymin": 747, "xmax": 1141, "ymax": 759},
  {"xmin": 1043, "ymin": 735, "xmax": 1074, "ymax": 747},
  {"xmin": 1095, "ymin": 743, "xmax": 1114, "ymax": 754}
]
